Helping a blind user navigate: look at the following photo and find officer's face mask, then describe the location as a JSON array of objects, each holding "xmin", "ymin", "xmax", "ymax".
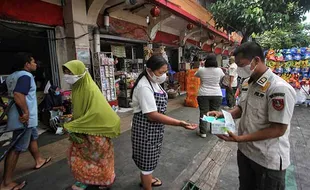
[{"xmin": 237, "ymin": 59, "xmax": 257, "ymax": 79}]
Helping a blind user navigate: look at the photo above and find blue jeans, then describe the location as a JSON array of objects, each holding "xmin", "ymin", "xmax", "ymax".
[{"xmin": 12, "ymin": 127, "xmax": 39, "ymax": 152}]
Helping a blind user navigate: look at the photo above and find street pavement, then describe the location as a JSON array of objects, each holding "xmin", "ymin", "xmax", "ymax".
[
  {"xmin": 1, "ymin": 95, "xmax": 310, "ymax": 190},
  {"xmin": 0, "ymin": 96, "xmax": 220, "ymax": 190}
]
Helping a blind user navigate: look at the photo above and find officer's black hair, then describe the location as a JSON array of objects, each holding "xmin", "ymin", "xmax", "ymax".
[
  {"xmin": 130, "ymin": 55, "xmax": 168, "ymax": 99},
  {"xmin": 233, "ymin": 42, "xmax": 265, "ymax": 61}
]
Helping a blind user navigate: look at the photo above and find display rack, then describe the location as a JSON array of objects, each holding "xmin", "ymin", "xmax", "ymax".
[
  {"xmin": 119, "ymin": 59, "xmax": 144, "ymax": 73},
  {"xmin": 93, "ymin": 52, "xmax": 117, "ymax": 102}
]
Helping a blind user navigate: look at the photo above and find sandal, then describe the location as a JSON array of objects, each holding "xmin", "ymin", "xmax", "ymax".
[
  {"xmin": 10, "ymin": 181, "xmax": 27, "ymax": 190},
  {"xmin": 139, "ymin": 177, "xmax": 162, "ymax": 187},
  {"xmin": 65, "ymin": 182, "xmax": 88, "ymax": 190},
  {"xmin": 34, "ymin": 157, "xmax": 52, "ymax": 169}
]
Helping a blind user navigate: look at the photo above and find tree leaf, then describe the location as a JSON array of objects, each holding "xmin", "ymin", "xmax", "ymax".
[{"xmin": 209, "ymin": 0, "xmax": 309, "ymax": 38}]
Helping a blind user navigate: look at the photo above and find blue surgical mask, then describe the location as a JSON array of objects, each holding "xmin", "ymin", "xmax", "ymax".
[{"xmin": 55, "ymin": 91, "xmax": 60, "ymax": 96}]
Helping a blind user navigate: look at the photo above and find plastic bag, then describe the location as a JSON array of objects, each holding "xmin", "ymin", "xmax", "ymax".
[{"xmin": 295, "ymin": 89, "xmax": 306, "ymax": 104}]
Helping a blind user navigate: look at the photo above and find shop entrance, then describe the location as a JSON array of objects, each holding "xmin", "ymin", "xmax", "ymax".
[{"xmin": 0, "ymin": 20, "xmax": 60, "ymax": 91}]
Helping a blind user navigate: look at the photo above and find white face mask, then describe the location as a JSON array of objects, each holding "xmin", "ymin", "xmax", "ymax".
[
  {"xmin": 63, "ymin": 71, "xmax": 86, "ymax": 85},
  {"xmin": 237, "ymin": 59, "xmax": 257, "ymax": 79},
  {"xmin": 147, "ymin": 70, "xmax": 167, "ymax": 84}
]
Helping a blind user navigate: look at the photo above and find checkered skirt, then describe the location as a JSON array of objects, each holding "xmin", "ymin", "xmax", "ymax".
[{"xmin": 131, "ymin": 91, "xmax": 168, "ymax": 171}]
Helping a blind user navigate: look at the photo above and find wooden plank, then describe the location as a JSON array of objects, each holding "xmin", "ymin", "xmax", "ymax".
[
  {"xmin": 189, "ymin": 141, "xmax": 226, "ymax": 183},
  {"xmin": 189, "ymin": 141, "xmax": 232, "ymax": 190},
  {"xmin": 190, "ymin": 157, "xmax": 212, "ymax": 183},
  {"xmin": 201, "ymin": 164, "xmax": 222, "ymax": 190},
  {"xmin": 195, "ymin": 160, "xmax": 217, "ymax": 188}
]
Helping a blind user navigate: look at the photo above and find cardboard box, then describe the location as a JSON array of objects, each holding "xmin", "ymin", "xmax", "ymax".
[{"xmin": 202, "ymin": 110, "xmax": 236, "ymax": 135}]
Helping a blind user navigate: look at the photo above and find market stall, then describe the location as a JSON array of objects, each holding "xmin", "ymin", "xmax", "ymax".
[{"xmin": 266, "ymin": 47, "xmax": 310, "ymax": 105}]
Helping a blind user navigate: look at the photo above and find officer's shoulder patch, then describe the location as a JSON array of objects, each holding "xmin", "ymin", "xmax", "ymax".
[
  {"xmin": 272, "ymin": 98, "xmax": 284, "ymax": 111},
  {"xmin": 260, "ymin": 81, "xmax": 271, "ymax": 93}
]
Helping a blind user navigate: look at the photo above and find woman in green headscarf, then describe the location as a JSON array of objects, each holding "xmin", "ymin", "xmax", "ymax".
[{"xmin": 62, "ymin": 60, "xmax": 120, "ymax": 190}]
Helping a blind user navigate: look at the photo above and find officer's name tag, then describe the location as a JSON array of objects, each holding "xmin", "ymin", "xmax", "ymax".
[{"xmin": 254, "ymin": 91, "xmax": 265, "ymax": 98}]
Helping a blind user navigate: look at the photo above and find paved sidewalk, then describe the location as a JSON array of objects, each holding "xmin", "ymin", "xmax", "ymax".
[
  {"xmin": 214, "ymin": 106, "xmax": 310, "ymax": 190},
  {"xmin": 3, "ymin": 98, "xmax": 310, "ymax": 190},
  {"xmin": 0, "ymin": 94, "xmax": 222, "ymax": 190},
  {"xmin": 0, "ymin": 95, "xmax": 186, "ymax": 180},
  {"xmin": 15, "ymin": 106, "xmax": 219, "ymax": 190}
]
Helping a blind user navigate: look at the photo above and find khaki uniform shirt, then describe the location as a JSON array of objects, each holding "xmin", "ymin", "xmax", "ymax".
[{"xmin": 238, "ymin": 69, "xmax": 296, "ymax": 170}]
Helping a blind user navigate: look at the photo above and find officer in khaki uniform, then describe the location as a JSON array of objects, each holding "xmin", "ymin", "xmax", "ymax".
[{"xmin": 208, "ymin": 42, "xmax": 296, "ymax": 190}]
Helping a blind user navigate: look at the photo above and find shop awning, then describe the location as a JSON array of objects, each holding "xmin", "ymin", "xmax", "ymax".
[
  {"xmin": 100, "ymin": 34, "xmax": 148, "ymax": 44},
  {"xmin": 151, "ymin": 0, "xmax": 231, "ymax": 42}
]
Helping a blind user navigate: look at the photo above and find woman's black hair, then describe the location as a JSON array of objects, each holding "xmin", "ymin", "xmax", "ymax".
[
  {"xmin": 204, "ymin": 53, "xmax": 218, "ymax": 68},
  {"xmin": 130, "ymin": 55, "xmax": 168, "ymax": 98}
]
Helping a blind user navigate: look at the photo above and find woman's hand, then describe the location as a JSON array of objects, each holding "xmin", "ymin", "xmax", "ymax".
[{"xmin": 179, "ymin": 121, "xmax": 198, "ymax": 130}]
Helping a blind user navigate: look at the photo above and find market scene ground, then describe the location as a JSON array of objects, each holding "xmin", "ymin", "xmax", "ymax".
[
  {"xmin": 1, "ymin": 0, "xmax": 310, "ymax": 190},
  {"xmin": 0, "ymin": 96, "xmax": 309, "ymax": 190}
]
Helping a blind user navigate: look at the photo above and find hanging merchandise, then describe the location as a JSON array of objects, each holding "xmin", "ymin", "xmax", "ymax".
[
  {"xmin": 266, "ymin": 47, "xmax": 310, "ymax": 105},
  {"xmin": 93, "ymin": 52, "xmax": 118, "ymax": 111},
  {"xmin": 266, "ymin": 49, "xmax": 276, "ymax": 61}
]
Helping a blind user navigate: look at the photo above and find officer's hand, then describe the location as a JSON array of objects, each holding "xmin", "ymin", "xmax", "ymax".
[
  {"xmin": 216, "ymin": 131, "xmax": 240, "ymax": 142},
  {"xmin": 207, "ymin": 111, "xmax": 223, "ymax": 118}
]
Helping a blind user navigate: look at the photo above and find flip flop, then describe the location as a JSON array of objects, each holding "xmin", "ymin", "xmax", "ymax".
[
  {"xmin": 34, "ymin": 157, "xmax": 52, "ymax": 169},
  {"xmin": 65, "ymin": 182, "xmax": 88, "ymax": 190},
  {"xmin": 10, "ymin": 181, "xmax": 27, "ymax": 190},
  {"xmin": 139, "ymin": 177, "xmax": 162, "ymax": 187}
]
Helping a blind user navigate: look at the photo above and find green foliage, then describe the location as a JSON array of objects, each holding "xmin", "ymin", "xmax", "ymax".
[
  {"xmin": 254, "ymin": 24, "xmax": 310, "ymax": 49},
  {"xmin": 210, "ymin": 0, "xmax": 310, "ymax": 41}
]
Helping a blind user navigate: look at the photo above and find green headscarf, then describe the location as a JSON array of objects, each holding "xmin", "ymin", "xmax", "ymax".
[{"xmin": 63, "ymin": 60, "xmax": 120, "ymax": 138}]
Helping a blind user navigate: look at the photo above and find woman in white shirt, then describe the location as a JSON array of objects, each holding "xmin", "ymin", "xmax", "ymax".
[
  {"xmin": 131, "ymin": 55, "xmax": 197, "ymax": 190},
  {"xmin": 195, "ymin": 54, "xmax": 225, "ymax": 138}
]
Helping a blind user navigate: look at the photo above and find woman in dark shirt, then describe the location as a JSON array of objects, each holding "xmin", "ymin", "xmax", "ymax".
[
  {"xmin": 39, "ymin": 85, "xmax": 63, "ymax": 130},
  {"xmin": 44, "ymin": 85, "xmax": 63, "ymax": 111}
]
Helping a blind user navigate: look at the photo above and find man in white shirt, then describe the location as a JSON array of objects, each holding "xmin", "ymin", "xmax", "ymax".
[
  {"xmin": 208, "ymin": 42, "xmax": 296, "ymax": 190},
  {"xmin": 222, "ymin": 56, "xmax": 238, "ymax": 109}
]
